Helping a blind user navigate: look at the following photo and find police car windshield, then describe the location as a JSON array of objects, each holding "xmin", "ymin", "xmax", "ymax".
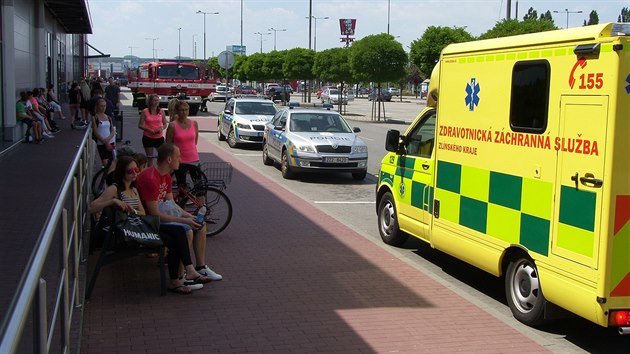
[
  {"xmin": 290, "ymin": 113, "xmax": 352, "ymax": 133},
  {"xmin": 235, "ymin": 102, "xmax": 277, "ymax": 115},
  {"xmin": 157, "ymin": 65, "xmax": 199, "ymax": 80}
]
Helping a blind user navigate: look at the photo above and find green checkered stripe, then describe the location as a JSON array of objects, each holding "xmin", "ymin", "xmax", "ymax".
[
  {"xmin": 435, "ymin": 161, "xmax": 557, "ymax": 256},
  {"xmin": 379, "ymin": 157, "xmax": 434, "ymax": 215}
]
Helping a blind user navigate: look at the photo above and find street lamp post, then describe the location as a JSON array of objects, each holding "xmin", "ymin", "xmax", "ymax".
[
  {"xmin": 553, "ymin": 8, "xmax": 583, "ymax": 29},
  {"xmin": 387, "ymin": 0, "xmax": 391, "ymax": 34},
  {"xmin": 145, "ymin": 37, "xmax": 158, "ymax": 61},
  {"xmin": 192, "ymin": 34, "xmax": 196, "ymax": 59},
  {"xmin": 177, "ymin": 27, "xmax": 182, "ymax": 61},
  {"xmin": 306, "ymin": 15, "xmax": 329, "ymax": 52},
  {"xmin": 196, "ymin": 10, "xmax": 219, "ymax": 60},
  {"xmin": 128, "ymin": 46, "xmax": 137, "ymax": 57},
  {"xmin": 254, "ymin": 32, "xmax": 271, "ymax": 53},
  {"xmin": 268, "ymin": 27, "xmax": 287, "ymax": 51}
]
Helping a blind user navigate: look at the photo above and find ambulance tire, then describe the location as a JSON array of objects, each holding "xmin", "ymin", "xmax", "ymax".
[
  {"xmin": 505, "ymin": 257, "xmax": 545, "ymax": 326},
  {"xmin": 377, "ymin": 192, "xmax": 407, "ymax": 246},
  {"xmin": 281, "ymin": 150, "xmax": 295, "ymax": 179}
]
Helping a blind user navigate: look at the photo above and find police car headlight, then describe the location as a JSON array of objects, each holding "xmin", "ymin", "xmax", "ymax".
[
  {"xmin": 297, "ymin": 145, "xmax": 315, "ymax": 153},
  {"xmin": 236, "ymin": 123, "xmax": 251, "ymax": 129},
  {"xmin": 353, "ymin": 145, "xmax": 368, "ymax": 153}
]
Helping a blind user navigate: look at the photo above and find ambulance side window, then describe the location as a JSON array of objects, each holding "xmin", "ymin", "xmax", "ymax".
[
  {"xmin": 510, "ymin": 60, "xmax": 550, "ymax": 133},
  {"xmin": 405, "ymin": 111, "xmax": 436, "ymax": 158}
]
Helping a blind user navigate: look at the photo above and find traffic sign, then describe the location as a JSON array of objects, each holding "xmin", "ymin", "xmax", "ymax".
[{"xmin": 218, "ymin": 51, "xmax": 235, "ymax": 69}]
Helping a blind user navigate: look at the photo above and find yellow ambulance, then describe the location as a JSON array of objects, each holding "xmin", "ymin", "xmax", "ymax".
[{"xmin": 377, "ymin": 23, "xmax": 630, "ymax": 332}]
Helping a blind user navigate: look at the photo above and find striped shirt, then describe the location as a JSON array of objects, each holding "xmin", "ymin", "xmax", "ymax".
[{"xmin": 119, "ymin": 187, "xmax": 141, "ymax": 211}]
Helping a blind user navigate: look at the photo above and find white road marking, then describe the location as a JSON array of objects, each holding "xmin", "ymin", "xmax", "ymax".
[
  {"xmin": 314, "ymin": 201, "xmax": 375, "ymax": 204},
  {"xmin": 359, "ymin": 135, "xmax": 375, "ymax": 141}
]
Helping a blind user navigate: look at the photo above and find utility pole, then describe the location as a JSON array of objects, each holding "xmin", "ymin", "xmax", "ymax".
[
  {"xmin": 145, "ymin": 37, "xmax": 158, "ymax": 61},
  {"xmin": 177, "ymin": 27, "xmax": 182, "ymax": 61},
  {"xmin": 196, "ymin": 10, "xmax": 219, "ymax": 60}
]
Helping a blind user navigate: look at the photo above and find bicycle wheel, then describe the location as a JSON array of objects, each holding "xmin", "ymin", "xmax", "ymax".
[
  {"xmin": 185, "ymin": 186, "xmax": 232, "ymax": 237},
  {"xmin": 91, "ymin": 167, "xmax": 108, "ymax": 198}
]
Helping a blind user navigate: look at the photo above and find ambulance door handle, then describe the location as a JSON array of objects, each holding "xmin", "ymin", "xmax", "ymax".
[
  {"xmin": 580, "ymin": 174, "xmax": 603, "ymax": 188},
  {"xmin": 570, "ymin": 173, "xmax": 579, "ymax": 189},
  {"xmin": 422, "ymin": 163, "xmax": 430, "ymax": 170}
]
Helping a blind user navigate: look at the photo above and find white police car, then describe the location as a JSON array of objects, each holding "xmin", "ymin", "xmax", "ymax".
[
  {"xmin": 217, "ymin": 98, "xmax": 279, "ymax": 148},
  {"xmin": 262, "ymin": 103, "xmax": 368, "ymax": 180}
]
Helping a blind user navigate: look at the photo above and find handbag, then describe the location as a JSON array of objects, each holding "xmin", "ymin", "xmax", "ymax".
[{"xmin": 115, "ymin": 211, "xmax": 163, "ymax": 247}]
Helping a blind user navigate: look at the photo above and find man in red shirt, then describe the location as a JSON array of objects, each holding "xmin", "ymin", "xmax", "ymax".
[{"xmin": 137, "ymin": 143, "xmax": 222, "ymax": 293}]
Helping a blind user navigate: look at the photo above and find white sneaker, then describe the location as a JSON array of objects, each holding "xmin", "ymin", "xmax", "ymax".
[
  {"xmin": 180, "ymin": 277, "xmax": 203, "ymax": 290},
  {"xmin": 43, "ymin": 132, "xmax": 55, "ymax": 139},
  {"xmin": 197, "ymin": 265, "xmax": 222, "ymax": 281}
]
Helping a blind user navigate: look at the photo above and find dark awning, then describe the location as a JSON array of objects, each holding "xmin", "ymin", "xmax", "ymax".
[{"xmin": 44, "ymin": 0, "xmax": 92, "ymax": 34}]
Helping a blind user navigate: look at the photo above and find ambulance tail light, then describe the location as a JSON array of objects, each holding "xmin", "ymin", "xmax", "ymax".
[{"xmin": 609, "ymin": 310, "xmax": 630, "ymax": 328}]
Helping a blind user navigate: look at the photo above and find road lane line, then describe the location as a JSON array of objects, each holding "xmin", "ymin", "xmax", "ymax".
[
  {"xmin": 234, "ymin": 153, "xmax": 261, "ymax": 156},
  {"xmin": 313, "ymin": 201, "xmax": 375, "ymax": 204}
]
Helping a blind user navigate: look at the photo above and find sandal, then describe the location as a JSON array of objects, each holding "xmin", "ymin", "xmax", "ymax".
[
  {"xmin": 185, "ymin": 275, "xmax": 212, "ymax": 284},
  {"xmin": 167, "ymin": 285, "xmax": 192, "ymax": 295}
]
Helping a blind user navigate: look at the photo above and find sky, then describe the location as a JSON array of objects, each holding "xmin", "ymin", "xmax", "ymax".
[{"xmin": 87, "ymin": 0, "xmax": 629, "ymax": 59}]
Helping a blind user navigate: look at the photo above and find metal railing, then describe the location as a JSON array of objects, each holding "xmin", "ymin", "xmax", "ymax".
[{"xmin": 0, "ymin": 127, "xmax": 94, "ymax": 353}]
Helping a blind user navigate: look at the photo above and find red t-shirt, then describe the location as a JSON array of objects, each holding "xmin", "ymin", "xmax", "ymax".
[{"xmin": 136, "ymin": 166, "xmax": 172, "ymax": 209}]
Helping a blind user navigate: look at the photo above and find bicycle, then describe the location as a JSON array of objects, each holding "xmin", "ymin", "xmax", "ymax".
[
  {"xmin": 173, "ymin": 162, "xmax": 233, "ymax": 237},
  {"xmin": 91, "ymin": 140, "xmax": 133, "ymax": 199}
]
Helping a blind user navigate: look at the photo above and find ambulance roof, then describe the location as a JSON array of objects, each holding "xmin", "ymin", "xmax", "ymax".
[{"xmin": 442, "ymin": 23, "xmax": 619, "ymax": 56}]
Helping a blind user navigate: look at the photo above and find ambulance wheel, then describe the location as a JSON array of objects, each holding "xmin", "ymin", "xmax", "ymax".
[
  {"xmin": 262, "ymin": 142, "xmax": 273, "ymax": 166},
  {"xmin": 227, "ymin": 128, "xmax": 239, "ymax": 148},
  {"xmin": 505, "ymin": 257, "xmax": 545, "ymax": 326},
  {"xmin": 281, "ymin": 150, "xmax": 294, "ymax": 179},
  {"xmin": 217, "ymin": 125, "xmax": 226, "ymax": 141},
  {"xmin": 377, "ymin": 192, "xmax": 407, "ymax": 246}
]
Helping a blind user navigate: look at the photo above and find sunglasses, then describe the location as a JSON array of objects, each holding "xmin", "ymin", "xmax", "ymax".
[{"xmin": 126, "ymin": 167, "xmax": 140, "ymax": 175}]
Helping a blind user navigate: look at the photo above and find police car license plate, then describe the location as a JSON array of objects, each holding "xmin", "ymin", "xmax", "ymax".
[{"xmin": 323, "ymin": 157, "xmax": 348, "ymax": 163}]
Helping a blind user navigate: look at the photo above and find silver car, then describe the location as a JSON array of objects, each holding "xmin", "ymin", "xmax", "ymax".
[
  {"xmin": 262, "ymin": 106, "xmax": 368, "ymax": 180},
  {"xmin": 217, "ymin": 98, "xmax": 279, "ymax": 148},
  {"xmin": 320, "ymin": 87, "xmax": 353, "ymax": 105}
]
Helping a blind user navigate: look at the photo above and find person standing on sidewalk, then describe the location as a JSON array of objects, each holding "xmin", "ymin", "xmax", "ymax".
[
  {"xmin": 91, "ymin": 98, "xmax": 117, "ymax": 167},
  {"xmin": 105, "ymin": 78, "xmax": 121, "ymax": 110},
  {"xmin": 138, "ymin": 94, "xmax": 168, "ymax": 166}
]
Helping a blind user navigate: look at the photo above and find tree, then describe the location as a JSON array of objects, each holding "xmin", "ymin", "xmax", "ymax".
[
  {"xmin": 409, "ymin": 26, "xmax": 473, "ymax": 77},
  {"xmin": 523, "ymin": 7, "xmax": 538, "ymax": 21},
  {"xmin": 539, "ymin": 10, "xmax": 553, "ymax": 21},
  {"xmin": 406, "ymin": 64, "xmax": 423, "ymax": 98},
  {"xmin": 262, "ymin": 50, "xmax": 287, "ymax": 81},
  {"xmin": 478, "ymin": 18, "xmax": 557, "ymax": 40},
  {"xmin": 313, "ymin": 48, "xmax": 354, "ymax": 111},
  {"xmin": 242, "ymin": 52, "xmax": 266, "ymax": 83},
  {"xmin": 619, "ymin": 7, "xmax": 630, "ymax": 22},
  {"xmin": 584, "ymin": 10, "xmax": 599, "ymax": 26},
  {"xmin": 350, "ymin": 33, "xmax": 407, "ymax": 120},
  {"xmin": 232, "ymin": 54, "xmax": 249, "ymax": 82},
  {"xmin": 282, "ymin": 48, "xmax": 315, "ymax": 81}
]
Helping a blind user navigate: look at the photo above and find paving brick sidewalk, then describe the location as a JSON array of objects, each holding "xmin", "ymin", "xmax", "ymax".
[{"xmin": 81, "ymin": 101, "xmax": 550, "ymax": 353}]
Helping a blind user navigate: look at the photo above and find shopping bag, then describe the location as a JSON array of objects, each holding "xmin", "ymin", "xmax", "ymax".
[{"xmin": 115, "ymin": 211, "xmax": 162, "ymax": 247}]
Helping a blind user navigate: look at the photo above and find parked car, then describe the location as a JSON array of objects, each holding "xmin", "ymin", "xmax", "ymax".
[
  {"xmin": 262, "ymin": 106, "xmax": 368, "ymax": 180},
  {"xmin": 368, "ymin": 89, "xmax": 392, "ymax": 102},
  {"xmin": 316, "ymin": 85, "xmax": 334, "ymax": 99},
  {"xmin": 265, "ymin": 83, "xmax": 290, "ymax": 102},
  {"xmin": 320, "ymin": 87, "xmax": 353, "ymax": 105},
  {"xmin": 358, "ymin": 87, "xmax": 369, "ymax": 95},
  {"xmin": 210, "ymin": 85, "xmax": 232, "ymax": 102},
  {"xmin": 217, "ymin": 98, "xmax": 279, "ymax": 148},
  {"xmin": 235, "ymin": 85, "xmax": 257, "ymax": 96},
  {"xmin": 386, "ymin": 87, "xmax": 401, "ymax": 96}
]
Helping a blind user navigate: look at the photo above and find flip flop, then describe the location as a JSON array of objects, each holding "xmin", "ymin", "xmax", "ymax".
[
  {"xmin": 185, "ymin": 275, "xmax": 212, "ymax": 284},
  {"xmin": 167, "ymin": 285, "xmax": 192, "ymax": 295}
]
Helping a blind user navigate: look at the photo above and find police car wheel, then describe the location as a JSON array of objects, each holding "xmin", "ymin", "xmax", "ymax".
[
  {"xmin": 505, "ymin": 256, "xmax": 545, "ymax": 326},
  {"xmin": 377, "ymin": 192, "xmax": 407, "ymax": 246},
  {"xmin": 352, "ymin": 171, "xmax": 367, "ymax": 180},
  {"xmin": 217, "ymin": 125, "xmax": 226, "ymax": 141},
  {"xmin": 227, "ymin": 128, "xmax": 238, "ymax": 148},
  {"xmin": 281, "ymin": 150, "xmax": 294, "ymax": 179},
  {"xmin": 262, "ymin": 143, "xmax": 274, "ymax": 166}
]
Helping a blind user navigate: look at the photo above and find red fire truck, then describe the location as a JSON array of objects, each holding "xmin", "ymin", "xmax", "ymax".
[{"xmin": 127, "ymin": 61, "xmax": 218, "ymax": 115}]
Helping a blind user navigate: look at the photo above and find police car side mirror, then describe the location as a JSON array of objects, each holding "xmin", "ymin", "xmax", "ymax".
[
  {"xmin": 274, "ymin": 123, "xmax": 284, "ymax": 130},
  {"xmin": 353, "ymin": 127, "xmax": 361, "ymax": 133},
  {"xmin": 385, "ymin": 129, "xmax": 401, "ymax": 153},
  {"xmin": 224, "ymin": 109, "xmax": 232, "ymax": 115}
]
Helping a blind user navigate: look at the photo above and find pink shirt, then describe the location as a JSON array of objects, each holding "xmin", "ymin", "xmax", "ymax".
[
  {"xmin": 143, "ymin": 108, "xmax": 164, "ymax": 139},
  {"xmin": 172, "ymin": 120, "xmax": 199, "ymax": 163}
]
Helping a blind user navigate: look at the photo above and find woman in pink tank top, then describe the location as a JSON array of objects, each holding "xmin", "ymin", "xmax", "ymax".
[
  {"xmin": 138, "ymin": 94, "xmax": 168, "ymax": 165},
  {"xmin": 166, "ymin": 100, "xmax": 202, "ymax": 186}
]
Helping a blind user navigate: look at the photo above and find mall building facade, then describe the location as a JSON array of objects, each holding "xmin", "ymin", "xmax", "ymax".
[{"xmin": 0, "ymin": 0, "xmax": 92, "ymax": 152}]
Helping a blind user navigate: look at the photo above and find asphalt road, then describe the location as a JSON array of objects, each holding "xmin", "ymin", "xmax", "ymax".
[{"xmin": 199, "ymin": 96, "xmax": 630, "ymax": 353}]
